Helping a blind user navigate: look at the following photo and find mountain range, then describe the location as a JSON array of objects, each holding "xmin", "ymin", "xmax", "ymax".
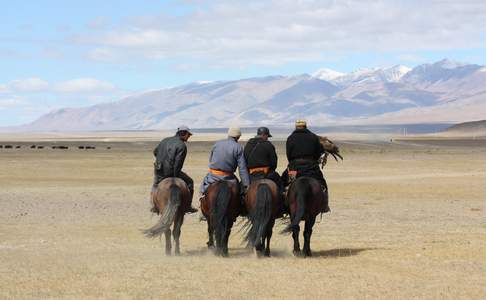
[{"xmin": 22, "ymin": 59, "xmax": 486, "ymax": 131}]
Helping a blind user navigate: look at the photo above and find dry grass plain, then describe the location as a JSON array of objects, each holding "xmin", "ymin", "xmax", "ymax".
[{"xmin": 1, "ymin": 138, "xmax": 485, "ymax": 299}]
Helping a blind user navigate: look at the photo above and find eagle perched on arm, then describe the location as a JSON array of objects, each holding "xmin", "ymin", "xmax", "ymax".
[{"xmin": 317, "ymin": 136, "xmax": 343, "ymax": 168}]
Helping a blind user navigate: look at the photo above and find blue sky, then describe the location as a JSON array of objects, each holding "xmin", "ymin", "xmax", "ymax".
[{"xmin": 1, "ymin": 0, "xmax": 486, "ymax": 126}]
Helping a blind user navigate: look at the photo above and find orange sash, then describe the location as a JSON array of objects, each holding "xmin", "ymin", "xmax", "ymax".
[
  {"xmin": 249, "ymin": 166, "xmax": 270, "ymax": 175},
  {"xmin": 209, "ymin": 168, "xmax": 232, "ymax": 176}
]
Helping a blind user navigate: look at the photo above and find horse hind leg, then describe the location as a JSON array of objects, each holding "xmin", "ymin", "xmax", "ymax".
[
  {"xmin": 303, "ymin": 217, "xmax": 316, "ymax": 257},
  {"xmin": 206, "ymin": 219, "xmax": 215, "ymax": 249},
  {"xmin": 292, "ymin": 224, "xmax": 301, "ymax": 256},
  {"xmin": 221, "ymin": 229, "xmax": 230, "ymax": 257},
  {"xmin": 173, "ymin": 214, "xmax": 183, "ymax": 256},
  {"xmin": 264, "ymin": 219, "xmax": 274, "ymax": 257},
  {"xmin": 164, "ymin": 229, "xmax": 172, "ymax": 255}
]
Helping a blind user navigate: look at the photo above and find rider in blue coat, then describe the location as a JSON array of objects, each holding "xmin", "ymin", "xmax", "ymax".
[{"xmin": 199, "ymin": 127, "xmax": 250, "ymax": 196}]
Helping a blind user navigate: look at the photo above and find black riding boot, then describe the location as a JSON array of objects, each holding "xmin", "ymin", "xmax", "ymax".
[
  {"xmin": 185, "ymin": 188, "xmax": 198, "ymax": 214},
  {"xmin": 321, "ymin": 185, "xmax": 330, "ymax": 213}
]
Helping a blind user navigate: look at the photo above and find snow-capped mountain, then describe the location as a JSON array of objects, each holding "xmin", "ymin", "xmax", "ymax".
[{"xmin": 21, "ymin": 59, "xmax": 486, "ymax": 130}]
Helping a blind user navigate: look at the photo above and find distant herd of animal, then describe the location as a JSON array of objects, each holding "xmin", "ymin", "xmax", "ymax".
[{"xmin": 0, "ymin": 144, "xmax": 110, "ymax": 150}]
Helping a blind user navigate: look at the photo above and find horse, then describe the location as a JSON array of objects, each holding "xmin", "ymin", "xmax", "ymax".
[
  {"xmin": 143, "ymin": 177, "xmax": 192, "ymax": 255},
  {"xmin": 243, "ymin": 179, "xmax": 281, "ymax": 257},
  {"xmin": 200, "ymin": 180, "xmax": 240, "ymax": 257},
  {"xmin": 282, "ymin": 176, "xmax": 327, "ymax": 257}
]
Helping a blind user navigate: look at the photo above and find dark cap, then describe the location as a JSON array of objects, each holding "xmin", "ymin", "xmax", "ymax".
[{"xmin": 257, "ymin": 127, "xmax": 272, "ymax": 137}]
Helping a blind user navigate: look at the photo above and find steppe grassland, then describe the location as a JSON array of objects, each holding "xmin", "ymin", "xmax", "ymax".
[{"xmin": 1, "ymin": 138, "xmax": 485, "ymax": 299}]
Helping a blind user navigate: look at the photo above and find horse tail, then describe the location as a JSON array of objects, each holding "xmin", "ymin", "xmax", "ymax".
[
  {"xmin": 211, "ymin": 182, "xmax": 230, "ymax": 249},
  {"xmin": 143, "ymin": 184, "xmax": 181, "ymax": 238},
  {"xmin": 281, "ymin": 180, "xmax": 310, "ymax": 234},
  {"xmin": 245, "ymin": 183, "xmax": 272, "ymax": 247}
]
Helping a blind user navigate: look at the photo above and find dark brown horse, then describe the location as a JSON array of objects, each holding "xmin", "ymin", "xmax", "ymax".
[
  {"xmin": 201, "ymin": 180, "xmax": 240, "ymax": 257},
  {"xmin": 143, "ymin": 177, "xmax": 192, "ymax": 255},
  {"xmin": 282, "ymin": 176, "xmax": 327, "ymax": 257},
  {"xmin": 243, "ymin": 179, "xmax": 281, "ymax": 257}
]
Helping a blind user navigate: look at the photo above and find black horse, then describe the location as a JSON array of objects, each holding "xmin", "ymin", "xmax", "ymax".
[
  {"xmin": 201, "ymin": 180, "xmax": 241, "ymax": 257},
  {"xmin": 282, "ymin": 176, "xmax": 328, "ymax": 257}
]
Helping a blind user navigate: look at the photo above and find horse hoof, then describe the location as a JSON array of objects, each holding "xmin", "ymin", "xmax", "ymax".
[
  {"xmin": 264, "ymin": 251, "xmax": 271, "ymax": 257},
  {"xmin": 303, "ymin": 250, "xmax": 312, "ymax": 257},
  {"xmin": 293, "ymin": 250, "xmax": 301, "ymax": 257},
  {"xmin": 165, "ymin": 251, "xmax": 172, "ymax": 256}
]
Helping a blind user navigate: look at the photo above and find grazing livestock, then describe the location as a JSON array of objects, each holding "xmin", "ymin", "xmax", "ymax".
[
  {"xmin": 78, "ymin": 146, "xmax": 85, "ymax": 149},
  {"xmin": 30, "ymin": 145, "xmax": 36, "ymax": 149},
  {"xmin": 37, "ymin": 146, "xmax": 44, "ymax": 149},
  {"xmin": 0, "ymin": 145, "xmax": 3, "ymax": 149},
  {"xmin": 16, "ymin": 146, "xmax": 21, "ymax": 149},
  {"xmin": 5, "ymin": 145, "xmax": 13, "ymax": 149}
]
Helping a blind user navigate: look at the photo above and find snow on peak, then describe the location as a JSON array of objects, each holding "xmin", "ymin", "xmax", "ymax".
[
  {"xmin": 379, "ymin": 65, "xmax": 412, "ymax": 82},
  {"xmin": 434, "ymin": 58, "xmax": 466, "ymax": 69},
  {"xmin": 312, "ymin": 65, "xmax": 412, "ymax": 84},
  {"xmin": 312, "ymin": 68, "xmax": 345, "ymax": 81}
]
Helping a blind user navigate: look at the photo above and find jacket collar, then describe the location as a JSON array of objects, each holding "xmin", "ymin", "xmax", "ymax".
[{"xmin": 293, "ymin": 128, "xmax": 311, "ymax": 134}]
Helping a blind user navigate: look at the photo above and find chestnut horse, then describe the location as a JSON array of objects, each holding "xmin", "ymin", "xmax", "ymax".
[
  {"xmin": 243, "ymin": 179, "xmax": 281, "ymax": 257},
  {"xmin": 143, "ymin": 177, "xmax": 192, "ymax": 255},
  {"xmin": 282, "ymin": 176, "xmax": 328, "ymax": 257},
  {"xmin": 201, "ymin": 180, "xmax": 240, "ymax": 257}
]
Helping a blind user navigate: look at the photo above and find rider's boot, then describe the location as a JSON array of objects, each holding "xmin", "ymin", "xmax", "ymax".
[
  {"xmin": 321, "ymin": 186, "xmax": 331, "ymax": 214},
  {"xmin": 185, "ymin": 189, "xmax": 198, "ymax": 214}
]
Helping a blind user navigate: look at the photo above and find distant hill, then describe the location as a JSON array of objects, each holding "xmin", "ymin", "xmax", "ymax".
[
  {"xmin": 442, "ymin": 120, "xmax": 486, "ymax": 137},
  {"xmin": 18, "ymin": 58, "xmax": 486, "ymax": 131}
]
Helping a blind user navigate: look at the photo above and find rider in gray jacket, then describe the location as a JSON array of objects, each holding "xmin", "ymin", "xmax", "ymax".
[
  {"xmin": 152, "ymin": 125, "xmax": 198, "ymax": 214},
  {"xmin": 199, "ymin": 127, "xmax": 250, "ymax": 195}
]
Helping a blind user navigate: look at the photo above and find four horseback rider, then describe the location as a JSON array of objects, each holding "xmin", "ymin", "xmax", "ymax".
[
  {"xmin": 243, "ymin": 127, "xmax": 283, "ymax": 192},
  {"xmin": 283, "ymin": 120, "xmax": 331, "ymax": 213},
  {"xmin": 151, "ymin": 125, "xmax": 198, "ymax": 214},
  {"xmin": 151, "ymin": 121, "xmax": 332, "ymax": 215},
  {"xmin": 199, "ymin": 127, "xmax": 250, "ymax": 200}
]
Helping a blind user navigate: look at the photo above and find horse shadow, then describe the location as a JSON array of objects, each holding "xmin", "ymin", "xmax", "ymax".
[
  {"xmin": 310, "ymin": 247, "xmax": 378, "ymax": 258},
  {"xmin": 184, "ymin": 247, "xmax": 291, "ymax": 258}
]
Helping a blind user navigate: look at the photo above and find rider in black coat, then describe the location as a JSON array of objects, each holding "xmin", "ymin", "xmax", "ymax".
[
  {"xmin": 243, "ymin": 127, "xmax": 282, "ymax": 191},
  {"xmin": 283, "ymin": 120, "xmax": 330, "ymax": 213},
  {"xmin": 152, "ymin": 125, "xmax": 197, "ymax": 214}
]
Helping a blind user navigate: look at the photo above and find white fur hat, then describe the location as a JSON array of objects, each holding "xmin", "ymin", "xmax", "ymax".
[{"xmin": 228, "ymin": 127, "xmax": 242, "ymax": 138}]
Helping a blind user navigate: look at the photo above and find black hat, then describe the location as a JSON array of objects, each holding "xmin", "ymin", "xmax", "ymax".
[{"xmin": 257, "ymin": 127, "xmax": 272, "ymax": 137}]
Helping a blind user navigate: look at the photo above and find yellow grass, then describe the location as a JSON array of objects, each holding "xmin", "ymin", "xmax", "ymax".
[{"xmin": 1, "ymin": 139, "xmax": 485, "ymax": 299}]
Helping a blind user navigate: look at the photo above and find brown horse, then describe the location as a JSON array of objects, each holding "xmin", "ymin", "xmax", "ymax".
[
  {"xmin": 143, "ymin": 177, "xmax": 192, "ymax": 255},
  {"xmin": 243, "ymin": 179, "xmax": 281, "ymax": 257},
  {"xmin": 200, "ymin": 180, "xmax": 240, "ymax": 257},
  {"xmin": 282, "ymin": 176, "xmax": 327, "ymax": 257}
]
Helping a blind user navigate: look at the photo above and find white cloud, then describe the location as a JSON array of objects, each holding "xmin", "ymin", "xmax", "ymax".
[
  {"xmin": 73, "ymin": 0, "xmax": 486, "ymax": 66},
  {"xmin": 398, "ymin": 54, "xmax": 426, "ymax": 63},
  {"xmin": 54, "ymin": 78, "xmax": 116, "ymax": 93},
  {"xmin": 8, "ymin": 78, "xmax": 49, "ymax": 92},
  {"xmin": 0, "ymin": 96, "xmax": 25, "ymax": 110}
]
